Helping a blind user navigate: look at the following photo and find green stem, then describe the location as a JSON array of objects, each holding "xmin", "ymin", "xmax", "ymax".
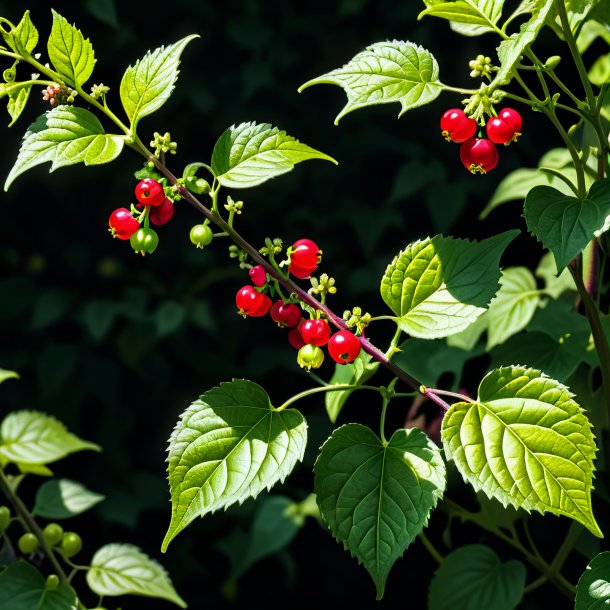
[
  {"xmin": 549, "ymin": 522, "xmax": 582, "ymax": 574},
  {"xmin": 418, "ymin": 531, "xmax": 444, "ymax": 564},
  {"xmin": 275, "ymin": 384, "xmax": 381, "ymax": 412},
  {"xmin": 523, "ymin": 574, "xmax": 549, "ymax": 594},
  {"xmin": 569, "ymin": 258, "xmax": 610, "ymax": 423},
  {"xmin": 379, "ymin": 392, "xmax": 390, "ymax": 444}
]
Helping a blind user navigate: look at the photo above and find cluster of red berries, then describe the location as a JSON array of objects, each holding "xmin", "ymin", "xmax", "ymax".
[
  {"xmin": 108, "ymin": 178, "xmax": 175, "ymax": 255},
  {"xmin": 234, "ymin": 239, "xmax": 362, "ymax": 368},
  {"xmin": 440, "ymin": 107, "xmax": 522, "ymax": 174}
]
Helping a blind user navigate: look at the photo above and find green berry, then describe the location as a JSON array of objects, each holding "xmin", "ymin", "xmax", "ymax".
[
  {"xmin": 189, "ymin": 224, "xmax": 214, "ymax": 248},
  {"xmin": 45, "ymin": 574, "xmax": 60, "ymax": 590},
  {"xmin": 0, "ymin": 506, "xmax": 11, "ymax": 531},
  {"xmin": 18, "ymin": 532, "xmax": 39, "ymax": 554},
  {"xmin": 43, "ymin": 523, "xmax": 64, "ymax": 546},
  {"xmin": 60, "ymin": 532, "xmax": 83, "ymax": 558}
]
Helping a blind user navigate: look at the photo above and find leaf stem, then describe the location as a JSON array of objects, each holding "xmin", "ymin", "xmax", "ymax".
[
  {"xmin": 275, "ymin": 384, "xmax": 381, "ymax": 412},
  {"xmin": 418, "ymin": 531, "xmax": 444, "ymax": 564}
]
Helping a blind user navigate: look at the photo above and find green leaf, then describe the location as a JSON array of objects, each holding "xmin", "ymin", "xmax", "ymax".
[
  {"xmin": 87, "ymin": 544, "xmax": 186, "ymax": 608},
  {"xmin": 491, "ymin": 0, "xmax": 555, "ymax": 88},
  {"xmin": 0, "ymin": 561, "xmax": 77, "ymax": 610},
  {"xmin": 380, "ymin": 231, "xmax": 518, "ymax": 338},
  {"xmin": 155, "ymin": 301, "xmax": 186, "ymax": 338},
  {"xmin": 419, "ymin": 1, "xmax": 504, "ymax": 33},
  {"xmin": 210, "ymin": 121, "xmax": 336, "ymax": 189},
  {"xmin": 325, "ymin": 352, "xmax": 379, "ymax": 423},
  {"xmin": 0, "ymin": 368, "xmax": 19, "ymax": 384},
  {"xmin": 299, "ymin": 40, "xmax": 443, "ymax": 124},
  {"xmin": 47, "ymin": 10, "xmax": 95, "ymax": 88},
  {"xmin": 7, "ymin": 84, "xmax": 31, "ymax": 127},
  {"xmin": 82, "ymin": 300, "xmax": 117, "ymax": 342},
  {"xmin": 441, "ymin": 365, "xmax": 602, "ymax": 537},
  {"xmin": 119, "ymin": 35, "xmax": 198, "ymax": 131},
  {"xmin": 32, "ymin": 478, "xmax": 105, "ymax": 519},
  {"xmin": 428, "ymin": 544, "xmax": 526, "ymax": 610},
  {"xmin": 163, "ymin": 379, "xmax": 307, "ymax": 551},
  {"xmin": 525, "ymin": 179, "xmax": 610, "ymax": 272},
  {"xmin": 548, "ymin": 0, "xmax": 600, "ymax": 36},
  {"xmin": 314, "ymin": 424, "xmax": 445, "ymax": 599},
  {"xmin": 486, "ymin": 267, "xmax": 542, "ymax": 349},
  {"xmin": 575, "ymin": 551, "xmax": 610, "ymax": 609},
  {"xmin": 535, "ymin": 251, "xmax": 576, "ymax": 298},
  {"xmin": 0, "ymin": 11, "xmax": 38, "ymax": 55},
  {"xmin": 0, "ymin": 410, "xmax": 100, "ymax": 467},
  {"xmin": 5, "ymin": 107, "xmax": 125, "ymax": 190},
  {"xmin": 578, "ymin": 19, "xmax": 610, "ymax": 53},
  {"xmin": 588, "ymin": 52, "xmax": 610, "ymax": 86}
]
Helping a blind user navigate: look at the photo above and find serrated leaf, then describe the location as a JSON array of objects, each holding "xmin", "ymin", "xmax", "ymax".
[
  {"xmin": 7, "ymin": 84, "xmax": 31, "ymax": 127},
  {"xmin": 486, "ymin": 267, "xmax": 542, "ymax": 349},
  {"xmin": 441, "ymin": 365, "xmax": 602, "ymax": 537},
  {"xmin": 0, "ymin": 410, "xmax": 100, "ymax": 466},
  {"xmin": 0, "ymin": 561, "xmax": 77, "ymax": 610},
  {"xmin": 535, "ymin": 251, "xmax": 576, "ymax": 298},
  {"xmin": 210, "ymin": 121, "xmax": 336, "ymax": 189},
  {"xmin": 299, "ymin": 40, "xmax": 443, "ymax": 124},
  {"xmin": 314, "ymin": 424, "xmax": 445, "ymax": 599},
  {"xmin": 32, "ymin": 478, "xmax": 105, "ymax": 519},
  {"xmin": 525, "ymin": 179, "xmax": 610, "ymax": 272},
  {"xmin": 491, "ymin": 0, "xmax": 555, "ymax": 88},
  {"xmin": 575, "ymin": 551, "xmax": 610, "ymax": 609},
  {"xmin": 47, "ymin": 10, "xmax": 95, "ymax": 88},
  {"xmin": 0, "ymin": 369, "xmax": 19, "ymax": 384},
  {"xmin": 163, "ymin": 379, "xmax": 307, "ymax": 551},
  {"xmin": 87, "ymin": 544, "xmax": 186, "ymax": 608},
  {"xmin": 120, "ymin": 35, "xmax": 198, "ymax": 131},
  {"xmin": 5, "ymin": 106, "xmax": 125, "ymax": 190},
  {"xmin": 380, "ymin": 231, "xmax": 518, "ymax": 338},
  {"xmin": 428, "ymin": 544, "xmax": 526, "ymax": 610},
  {"xmin": 419, "ymin": 1, "xmax": 504, "ymax": 34},
  {"xmin": 325, "ymin": 352, "xmax": 379, "ymax": 423},
  {"xmin": 0, "ymin": 11, "xmax": 38, "ymax": 55}
]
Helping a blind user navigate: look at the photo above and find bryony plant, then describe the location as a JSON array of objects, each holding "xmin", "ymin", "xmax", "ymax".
[{"xmin": 0, "ymin": 2, "xmax": 608, "ymax": 608}]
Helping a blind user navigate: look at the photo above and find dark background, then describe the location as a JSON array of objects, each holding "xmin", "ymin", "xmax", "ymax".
[{"xmin": 0, "ymin": 1, "xmax": 602, "ymax": 609}]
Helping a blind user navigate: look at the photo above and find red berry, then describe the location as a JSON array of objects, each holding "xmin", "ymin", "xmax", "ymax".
[
  {"xmin": 288, "ymin": 239, "xmax": 321, "ymax": 279},
  {"xmin": 249, "ymin": 265, "xmax": 267, "ymax": 287},
  {"xmin": 135, "ymin": 179, "xmax": 165, "ymax": 207},
  {"xmin": 459, "ymin": 138, "xmax": 499, "ymax": 174},
  {"xmin": 498, "ymin": 108, "xmax": 522, "ymax": 133},
  {"xmin": 150, "ymin": 198, "xmax": 174, "ymax": 225},
  {"xmin": 300, "ymin": 318, "xmax": 331, "ymax": 346},
  {"xmin": 109, "ymin": 208, "xmax": 139, "ymax": 240},
  {"xmin": 235, "ymin": 285, "xmax": 271, "ymax": 318},
  {"xmin": 288, "ymin": 323, "xmax": 306, "ymax": 349},
  {"xmin": 440, "ymin": 108, "xmax": 476, "ymax": 143},
  {"xmin": 328, "ymin": 330, "xmax": 361, "ymax": 364},
  {"xmin": 270, "ymin": 301, "xmax": 301, "ymax": 328}
]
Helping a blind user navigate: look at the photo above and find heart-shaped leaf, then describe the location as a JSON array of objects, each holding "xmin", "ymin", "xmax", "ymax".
[{"xmin": 576, "ymin": 551, "xmax": 610, "ymax": 609}]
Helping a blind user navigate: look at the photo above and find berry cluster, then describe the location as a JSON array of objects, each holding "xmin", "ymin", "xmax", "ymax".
[
  {"xmin": 440, "ymin": 107, "xmax": 522, "ymax": 174},
  {"xmin": 235, "ymin": 238, "xmax": 362, "ymax": 369}
]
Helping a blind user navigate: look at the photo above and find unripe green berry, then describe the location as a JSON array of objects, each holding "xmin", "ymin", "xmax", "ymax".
[
  {"xmin": 43, "ymin": 523, "xmax": 64, "ymax": 546},
  {"xmin": 0, "ymin": 506, "xmax": 11, "ymax": 531},
  {"xmin": 45, "ymin": 574, "xmax": 60, "ymax": 590},
  {"xmin": 189, "ymin": 224, "xmax": 214, "ymax": 248},
  {"xmin": 60, "ymin": 532, "xmax": 83, "ymax": 558},
  {"xmin": 18, "ymin": 532, "xmax": 39, "ymax": 554},
  {"xmin": 545, "ymin": 55, "xmax": 561, "ymax": 69}
]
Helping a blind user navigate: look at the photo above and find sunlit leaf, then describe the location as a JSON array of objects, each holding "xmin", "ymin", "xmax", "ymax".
[{"xmin": 33, "ymin": 478, "xmax": 105, "ymax": 519}]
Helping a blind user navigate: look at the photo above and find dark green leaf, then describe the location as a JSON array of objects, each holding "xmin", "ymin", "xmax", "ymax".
[
  {"xmin": 575, "ymin": 551, "xmax": 610, "ymax": 609},
  {"xmin": 33, "ymin": 478, "xmax": 105, "ymax": 519}
]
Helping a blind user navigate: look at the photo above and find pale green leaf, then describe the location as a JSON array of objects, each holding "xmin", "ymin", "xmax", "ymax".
[
  {"xmin": 0, "ymin": 561, "xmax": 77, "ymax": 610},
  {"xmin": 0, "ymin": 11, "xmax": 38, "ymax": 55},
  {"xmin": 33, "ymin": 478, "xmax": 105, "ymax": 519},
  {"xmin": 211, "ymin": 121, "xmax": 336, "ymax": 189},
  {"xmin": 578, "ymin": 19, "xmax": 610, "ymax": 53},
  {"xmin": 314, "ymin": 424, "xmax": 445, "ymax": 599},
  {"xmin": 486, "ymin": 267, "xmax": 542, "ymax": 349},
  {"xmin": 5, "ymin": 106, "xmax": 125, "ymax": 190},
  {"xmin": 299, "ymin": 40, "xmax": 443, "ymax": 124},
  {"xmin": 380, "ymin": 231, "xmax": 518, "ymax": 338},
  {"xmin": 548, "ymin": 0, "xmax": 600, "ymax": 37},
  {"xmin": 7, "ymin": 84, "xmax": 32, "ymax": 127},
  {"xmin": 162, "ymin": 379, "xmax": 307, "ymax": 551},
  {"xmin": 575, "ymin": 551, "xmax": 610, "ymax": 609},
  {"xmin": 428, "ymin": 544, "xmax": 526, "ymax": 610},
  {"xmin": 535, "ymin": 251, "xmax": 576, "ymax": 298},
  {"xmin": 446, "ymin": 315, "xmax": 488, "ymax": 351},
  {"xmin": 47, "ymin": 10, "xmax": 95, "ymax": 88},
  {"xmin": 441, "ymin": 365, "xmax": 602, "ymax": 537},
  {"xmin": 419, "ymin": 1, "xmax": 504, "ymax": 34},
  {"xmin": 588, "ymin": 53, "xmax": 610, "ymax": 86},
  {"xmin": 0, "ymin": 410, "xmax": 100, "ymax": 466},
  {"xmin": 87, "ymin": 544, "xmax": 186, "ymax": 608},
  {"xmin": 524, "ymin": 179, "xmax": 610, "ymax": 272},
  {"xmin": 120, "ymin": 35, "xmax": 198, "ymax": 131},
  {"xmin": 0, "ymin": 368, "xmax": 19, "ymax": 384},
  {"xmin": 325, "ymin": 352, "xmax": 379, "ymax": 423},
  {"xmin": 491, "ymin": 0, "xmax": 555, "ymax": 88}
]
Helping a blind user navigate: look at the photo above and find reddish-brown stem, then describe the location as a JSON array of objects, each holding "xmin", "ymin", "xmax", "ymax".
[{"xmin": 150, "ymin": 156, "xmax": 423, "ymax": 393}]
